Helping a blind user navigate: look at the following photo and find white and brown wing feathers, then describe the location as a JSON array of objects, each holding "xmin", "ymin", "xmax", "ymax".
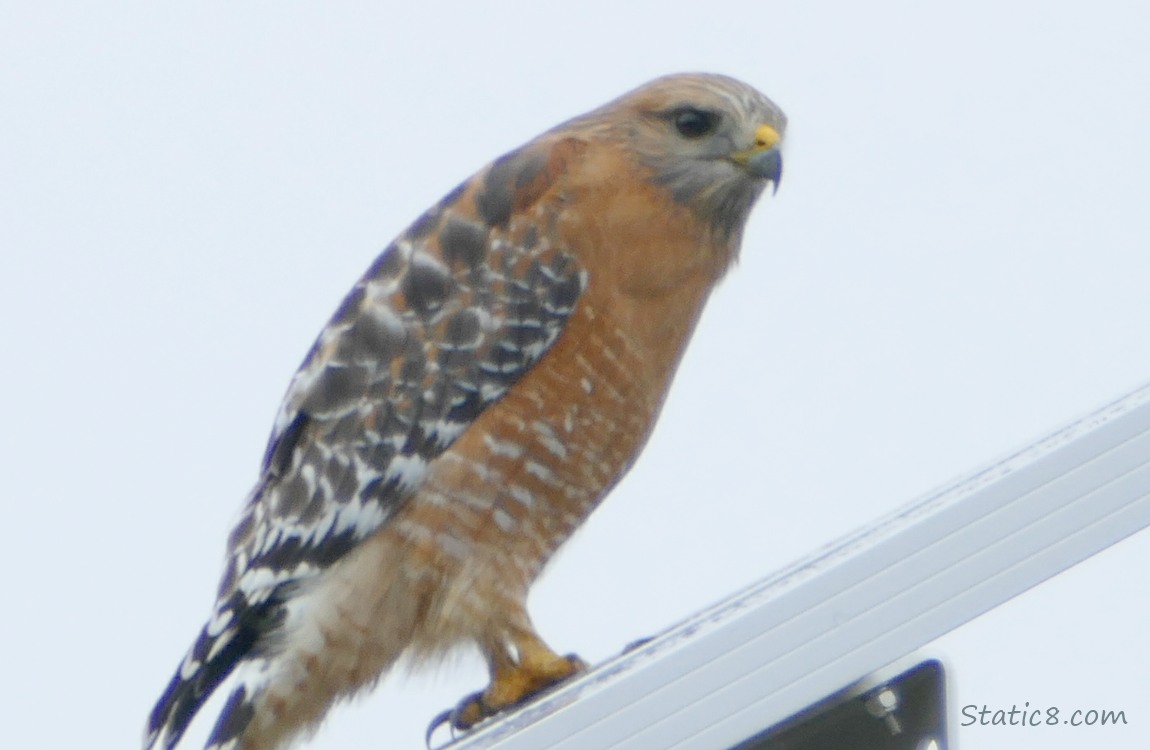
[{"xmin": 145, "ymin": 141, "xmax": 586, "ymax": 750}]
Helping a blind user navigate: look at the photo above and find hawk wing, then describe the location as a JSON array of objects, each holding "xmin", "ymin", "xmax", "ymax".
[{"xmin": 145, "ymin": 138, "xmax": 587, "ymax": 750}]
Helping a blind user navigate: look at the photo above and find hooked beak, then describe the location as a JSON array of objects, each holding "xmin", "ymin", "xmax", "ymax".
[{"xmin": 732, "ymin": 124, "xmax": 783, "ymax": 193}]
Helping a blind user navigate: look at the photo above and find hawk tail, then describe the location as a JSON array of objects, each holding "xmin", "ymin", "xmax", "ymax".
[{"xmin": 144, "ymin": 601, "xmax": 259, "ymax": 750}]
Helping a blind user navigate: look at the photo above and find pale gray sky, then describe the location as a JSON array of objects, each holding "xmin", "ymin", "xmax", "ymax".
[{"xmin": 3, "ymin": 2, "xmax": 1149, "ymax": 749}]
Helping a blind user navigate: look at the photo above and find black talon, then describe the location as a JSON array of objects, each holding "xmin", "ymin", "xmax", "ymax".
[
  {"xmin": 425, "ymin": 707, "xmax": 455, "ymax": 749},
  {"xmin": 450, "ymin": 688, "xmax": 493, "ymax": 731},
  {"xmin": 622, "ymin": 636, "xmax": 653, "ymax": 654},
  {"xmin": 426, "ymin": 688, "xmax": 493, "ymax": 748},
  {"xmin": 563, "ymin": 652, "xmax": 590, "ymax": 669}
]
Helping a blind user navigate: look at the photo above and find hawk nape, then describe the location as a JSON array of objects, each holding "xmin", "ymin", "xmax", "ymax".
[{"xmin": 145, "ymin": 72, "xmax": 785, "ymax": 750}]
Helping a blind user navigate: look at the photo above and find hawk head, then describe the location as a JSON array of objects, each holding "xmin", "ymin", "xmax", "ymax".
[{"xmin": 570, "ymin": 72, "xmax": 786, "ymax": 245}]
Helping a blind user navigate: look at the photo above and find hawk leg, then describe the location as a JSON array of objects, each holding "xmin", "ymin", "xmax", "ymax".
[{"xmin": 427, "ymin": 631, "xmax": 587, "ymax": 743}]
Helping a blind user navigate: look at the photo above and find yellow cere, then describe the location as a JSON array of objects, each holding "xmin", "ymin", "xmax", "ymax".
[{"xmin": 754, "ymin": 124, "xmax": 781, "ymax": 151}]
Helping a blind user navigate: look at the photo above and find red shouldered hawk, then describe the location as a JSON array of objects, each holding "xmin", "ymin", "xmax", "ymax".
[{"xmin": 145, "ymin": 72, "xmax": 785, "ymax": 750}]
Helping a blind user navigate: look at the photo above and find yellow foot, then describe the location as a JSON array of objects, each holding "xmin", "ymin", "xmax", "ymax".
[{"xmin": 425, "ymin": 653, "xmax": 587, "ymax": 745}]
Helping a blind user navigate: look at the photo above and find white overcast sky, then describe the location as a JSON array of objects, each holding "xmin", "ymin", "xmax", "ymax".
[{"xmin": 3, "ymin": 2, "xmax": 1150, "ymax": 749}]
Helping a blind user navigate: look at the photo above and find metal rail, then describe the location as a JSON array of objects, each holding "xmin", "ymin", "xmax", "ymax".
[{"xmin": 448, "ymin": 382, "xmax": 1150, "ymax": 750}]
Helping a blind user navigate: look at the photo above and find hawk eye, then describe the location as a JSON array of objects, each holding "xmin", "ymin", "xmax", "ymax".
[{"xmin": 672, "ymin": 108, "xmax": 720, "ymax": 138}]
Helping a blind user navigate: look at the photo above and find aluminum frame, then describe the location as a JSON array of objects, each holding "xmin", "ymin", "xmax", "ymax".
[{"xmin": 447, "ymin": 382, "xmax": 1150, "ymax": 750}]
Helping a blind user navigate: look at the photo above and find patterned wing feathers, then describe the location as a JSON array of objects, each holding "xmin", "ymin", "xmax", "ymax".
[{"xmin": 144, "ymin": 137, "xmax": 588, "ymax": 750}]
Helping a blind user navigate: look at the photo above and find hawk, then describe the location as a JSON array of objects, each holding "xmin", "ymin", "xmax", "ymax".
[{"xmin": 145, "ymin": 72, "xmax": 785, "ymax": 750}]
